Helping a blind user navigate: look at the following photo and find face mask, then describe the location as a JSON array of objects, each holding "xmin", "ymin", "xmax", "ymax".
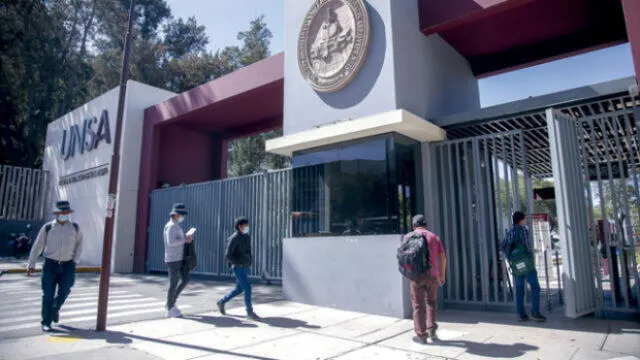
[
  {"xmin": 57, "ymin": 215, "xmax": 69, "ymax": 223},
  {"xmin": 177, "ymin": 216, "xmax": 185, "ymax": 223},
  {"xmin": 242, "ymin": 226, "xmax": 250, "ymax": 235}
]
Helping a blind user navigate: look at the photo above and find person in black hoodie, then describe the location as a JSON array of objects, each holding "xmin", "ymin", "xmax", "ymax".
[{"xmin": 217, "ymin": 217, "xmax": 260, "ymax": 320}]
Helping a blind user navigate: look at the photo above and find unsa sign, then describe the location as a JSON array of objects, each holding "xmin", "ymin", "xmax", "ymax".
[{"xmin": 60, "ymin": 109, "xmax": 111, "ymax": 160}]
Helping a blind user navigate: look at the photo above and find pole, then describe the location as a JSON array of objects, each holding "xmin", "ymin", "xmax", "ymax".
[{"xmin": 96, "ymin": 0, "xmax": 136, "ymax": 332}]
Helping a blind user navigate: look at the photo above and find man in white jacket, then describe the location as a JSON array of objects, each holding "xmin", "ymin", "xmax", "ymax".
[{"xmin": 164, "ymin": 203, "xmax": 192, "ymax": 317}]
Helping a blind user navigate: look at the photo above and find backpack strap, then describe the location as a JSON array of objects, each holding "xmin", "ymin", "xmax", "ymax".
[
  {"xmin": 72, "ymin": 223, "xmax": 79, "ymax": 233},
  {"xmin": 42, "ymin": 223, "xmax": 52, "ymax": 256}
]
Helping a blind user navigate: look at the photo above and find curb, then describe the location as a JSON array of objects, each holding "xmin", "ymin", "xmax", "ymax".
[{"xmin": 0, "ymin": 267, "xmax": 101, "ymax": 274}]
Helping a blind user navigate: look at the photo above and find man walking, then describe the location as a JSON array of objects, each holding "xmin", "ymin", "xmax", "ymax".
[
  {"xmin": 405, "ymin": 215, "xmax": 446, "ymax": 344},
  {"xmin": 27, "ymin": 201, "xmax": 83, "ymax": 332},
  {"xmin": 217, "ymin": 217, "xmax": 260, "ymax": 320},
  {"xmin": 164, "ymin": 203, "xmax": 192, "ymax": 318},
  {"xmin": 502, "ymin": 211, "xmax": 546, "ymax": 322}
]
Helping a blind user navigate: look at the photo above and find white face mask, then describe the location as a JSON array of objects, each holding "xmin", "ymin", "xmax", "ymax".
[
  {"xmin": 241, "ymin": 226, "xmax": 250, "ymax": 235},
  {"xmin": 57, "ymin": 214, "xmax": 69, "ymax": 223},
  {"xmin": 177, "ymin": 216, "xmax": 185, "ymax": 223}
]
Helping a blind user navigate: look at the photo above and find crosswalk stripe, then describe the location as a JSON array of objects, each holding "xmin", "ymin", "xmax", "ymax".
[
  {"xmin": 3, "ymin": 291, "xmax": 132, "ymax": 306},
  {"xmin": 0, "ymin": 301, "xmax": 165, "ymax": 325},
  {"xmin": 0, "ymin": 297, "xmax": 158, "ymax": 316},
  {"xmin": 6, "ymin": 286, "xmax": 106, "ymax": 295},
  {"xmin": 0, "ymin": 305, "xmax": 193, "ymax": 333}
]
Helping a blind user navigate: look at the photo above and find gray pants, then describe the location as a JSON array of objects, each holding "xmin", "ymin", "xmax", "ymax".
[{"xmin": 166, "ymin": 261, "xmax": 190, "ymax": 309}]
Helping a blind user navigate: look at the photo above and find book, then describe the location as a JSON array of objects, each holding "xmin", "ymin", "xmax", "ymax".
[{"xmin": 186, "ymin": 228, "xmax": 197, "ymax": 237}]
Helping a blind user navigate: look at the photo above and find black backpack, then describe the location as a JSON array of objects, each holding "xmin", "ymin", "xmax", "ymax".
[{"xmin": 397, "ymin": 231, "xmax": 430, "ymax": 280}]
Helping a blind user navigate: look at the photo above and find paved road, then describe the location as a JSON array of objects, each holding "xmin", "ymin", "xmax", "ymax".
[{"xmin": 0, "ymin": 273, "xmax": 282, "ymax": 340}]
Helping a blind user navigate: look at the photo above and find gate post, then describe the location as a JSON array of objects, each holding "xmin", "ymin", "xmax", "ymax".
[{"xmin": 546, "ymin": 109, "xmax": 598, "ymax": 318}]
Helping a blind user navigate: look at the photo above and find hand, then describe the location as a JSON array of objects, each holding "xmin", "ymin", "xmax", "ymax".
[
  {"xmin": 185, "ymin": 235, "xmax": 193, "ymax": 243},
  {"xmin": 27, "ymin": 268, "xmax": 35, "ymax": 276},
  {"xmin": 439, "ymin": 277, "xmax": 446, "ymax": 287}
]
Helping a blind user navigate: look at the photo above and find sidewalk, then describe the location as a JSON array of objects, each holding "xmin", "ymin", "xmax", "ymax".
[
  {"xmin": 1, "ymin": 299, "xmax": 639, "ymax": 360},
  {"xmin": 0, "ymin": 258, "xmax": 100, "ymax": 274}
]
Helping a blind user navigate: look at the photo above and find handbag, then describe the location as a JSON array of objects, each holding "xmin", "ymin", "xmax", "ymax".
[
  {"xmin": 183, "ymin": 242, "xmax": 197, "ymax": 271},
  {"xmin": 506, "ymin": 228, "xmax": 534, "ymax": 276}
]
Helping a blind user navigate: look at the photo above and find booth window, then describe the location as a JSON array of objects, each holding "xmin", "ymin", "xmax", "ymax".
[{"xmin": 291, "ymin": 133, "xmax": 420, "ymax": 237}]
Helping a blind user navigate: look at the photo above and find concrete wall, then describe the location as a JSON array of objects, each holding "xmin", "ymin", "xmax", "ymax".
[
  {"xmin": 44, "ymin": 88, "xmax": 119, "ymax": 266},
  {"xmin": 390, "ymin": 1, "xmax": 480, "ymax": 119},
  {"xmin": 43, "ymin": 82, "xmax": 175, "ymax": 268},
  {"xmin": 283, "ymin": 0, "xmax": 397, "ymax": 135},
  {"xmin": 283, "ymin": 0, "xmax": 480, "ymax": 135},
  {"xmin": 283, "ymin": 235, "xmax": 411, "ymax": 318},
  {"xmin": 157, "ymin": 126, "xmax": 215, "ymax": 186},
  {"xmin": 112, "ymin": 81, "xmax": 175, "ymax": 273}
]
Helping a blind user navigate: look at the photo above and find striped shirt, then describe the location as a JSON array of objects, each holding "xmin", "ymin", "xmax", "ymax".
[{"xmin": 164, "ymin": 219, "xmax": 186, "ymax": 263}]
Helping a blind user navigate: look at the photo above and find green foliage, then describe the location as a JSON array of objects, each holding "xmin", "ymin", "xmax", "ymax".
[{"xmin": 0, "ymin": 1, "xmax": 287, "ymax": 174}]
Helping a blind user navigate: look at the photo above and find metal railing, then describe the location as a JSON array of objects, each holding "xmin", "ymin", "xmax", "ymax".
[
  {"xmin": 0, "ymin": 165, "xmax": 48, "ymax": 221},
  {"xmin": 146, "ymin": 169, "xmax": 291, "ymax": 281}
]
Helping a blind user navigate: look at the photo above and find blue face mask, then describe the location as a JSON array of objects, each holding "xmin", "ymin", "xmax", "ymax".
[
  {"xmin": 177, "ymin": 216, "xmax": 185, "ymax": 223},
  {"xmin": 241, "ymin": 226, "xmax": 250, "ymax": 235},
  {"xmin": 57, "ymin": 214, "xmax": 69, "ymax": 223}
]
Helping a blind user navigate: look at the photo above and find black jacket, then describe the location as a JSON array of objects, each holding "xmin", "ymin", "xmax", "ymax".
[{"xmin": 225, "ymin": 231, "xmax": 252, "ymax": 267}]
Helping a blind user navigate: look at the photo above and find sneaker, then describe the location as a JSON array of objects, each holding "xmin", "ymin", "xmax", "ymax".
[
  {"xmin": 428, "ymin": 332, "xmax": 439, "ymax": 342},
  {"xmin": 247, "ymin": 312, "xmax": 261, "ymax": 321},
  {"xmin": 52, "ymin": 309, "xmax": 59, "ymax": 324},
  {"xmin": 41, "ymin": 324, "xmax": 52, "ymax": 332},
  {"xmin": 518, "ymin": 314, "xmax": 530, "ymax": 322},
  {"xmin": 412, "ymin": 335, "xmax": 427, "ymax": 345},
  {"xmin": 217, "ymin": 301, "xmax": 226, "ymax": 315},
  {"xmin": 531, "ymin": 313, "xmax": 547, "ymax": 322},
  {"xmin": 166, "ymin": 307, "xmax": 182, "ymax": 318}
]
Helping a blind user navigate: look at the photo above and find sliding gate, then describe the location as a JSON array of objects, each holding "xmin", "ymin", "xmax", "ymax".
[
  {"xmin": 431, "ymin": 131, "xmax": 533, "ymax": 308},
  {"xmin": 548, "ymin": 106, "xmax": 640, "ymax": 317}
]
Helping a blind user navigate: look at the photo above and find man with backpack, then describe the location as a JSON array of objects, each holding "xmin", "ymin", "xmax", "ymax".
[
  {"xmin": 27, "ymin": 201, "xmax": 83, "ymax": 332},
  {"xmin": 398, "ymin": 214, "xmax": 446, "ymax": 344},
  {"xmin": 502, "ymin": 211, "xmax": 546, "ymax": 322}
]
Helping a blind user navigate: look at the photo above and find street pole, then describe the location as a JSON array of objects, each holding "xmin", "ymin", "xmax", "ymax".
[{"xmin": 96, "ymin": 0, "xmax": 136, "ymax": 332}]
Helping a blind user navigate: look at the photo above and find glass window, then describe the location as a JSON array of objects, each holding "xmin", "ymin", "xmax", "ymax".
[{"xmin": 291, "ymin": 133, "xmax": 421, "ymax": 237}]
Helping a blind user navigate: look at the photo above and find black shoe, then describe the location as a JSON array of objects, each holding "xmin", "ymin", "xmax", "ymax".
[
  {"xmin": 428, "ymin": 332, "xmax": 439, "ymax": 342},
  {"xmin": 412, "ymin": 335, "xmax": 427, "ymax": 344},
  {"xmin": 531, "ymin": 313, "xmax": 547, "ymax": 322},
  {"xmin": 216, "ymin": 301, "xmax": 226, "ymax": 316},
  {"xmin": 518, "ymin": 314, "xmax": 530, "ymax": 322},
  {"xmin": 247, "ymin": 312, "xmax": 261, "ymax": 321},
  {"xmin": 52, "ymin": 309, "xmax": 59, "ymax": 324},
  {"xmin": 41, "ymin": 324, "xmax": 52, "ymax": 332}
]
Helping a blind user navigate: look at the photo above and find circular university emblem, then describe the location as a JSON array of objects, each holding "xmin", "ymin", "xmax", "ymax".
[{"xmin": 298, "ymin": 0, "xmax": 371, "ymax": 93}]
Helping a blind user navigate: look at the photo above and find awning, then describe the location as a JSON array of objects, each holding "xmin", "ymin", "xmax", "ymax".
[{"xmin": 265, "ymin": 109, "xmax": 446, "ymax": 157}]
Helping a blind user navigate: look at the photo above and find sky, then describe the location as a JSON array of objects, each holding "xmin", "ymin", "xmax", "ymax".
[{"xmin": 165, "ymin": 0, "xmax": 635, "ymax": 108}]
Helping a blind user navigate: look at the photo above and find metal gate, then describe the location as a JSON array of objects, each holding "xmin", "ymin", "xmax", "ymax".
[
  {"xmin": 146, "ymin": 169, "xmax": 291, "ymax": 281},
  {"xmin": 431, "ymin": 131, "xmax": 533, "ymax": 308},
  {"xmin": 548, "ymin": 105, "xmax": 640, "ymax": 316}
]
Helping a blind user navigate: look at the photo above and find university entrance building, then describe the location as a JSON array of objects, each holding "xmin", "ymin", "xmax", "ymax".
[{"xmin": 43, "ymin": 0, "xmax": 640, "ymax": 320}]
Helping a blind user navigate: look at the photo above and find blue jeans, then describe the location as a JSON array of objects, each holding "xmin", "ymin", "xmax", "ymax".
[
  {"xmin": 41, "ymin": 258, "xmax": 76, "ymax": 326},
  {"xmin": 220, "ymin": 266, "xmax": 253, "ymax": 313},
  {"xmin": 515, "ymin": 269, "xmax": 541, "ymax": 317}
]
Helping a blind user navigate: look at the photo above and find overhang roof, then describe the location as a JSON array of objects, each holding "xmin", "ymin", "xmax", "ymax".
[
  {"xmin": 266, "ymin": 110, "xmax": 446, "ymax": 157},
  {"xmin": 145, "ymin": 52, "xmax": 284, "ymax": 134},
  {"xmin": 419, "ymin": 0, "xmax": 628, "ymax": 77}
]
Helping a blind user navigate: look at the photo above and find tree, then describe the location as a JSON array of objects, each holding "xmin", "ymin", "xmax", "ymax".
[
  {"xmin": 226, "ymin": 16, "xmax": 290, "ymax": 177},
  {"xmin": 163, "ymin": 17, "xmax": 208, "ymax": 58}
]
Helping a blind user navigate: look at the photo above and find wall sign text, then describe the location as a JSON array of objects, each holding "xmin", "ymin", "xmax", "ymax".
[{"xmin": 60, "ymin": 109, "xmax": 111, "ymax": 160}]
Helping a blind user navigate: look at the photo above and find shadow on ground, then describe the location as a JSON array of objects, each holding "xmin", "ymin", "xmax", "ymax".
[{"xmin": 54, "ymin": 325, "xmax": 279, "ymax": 360}]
